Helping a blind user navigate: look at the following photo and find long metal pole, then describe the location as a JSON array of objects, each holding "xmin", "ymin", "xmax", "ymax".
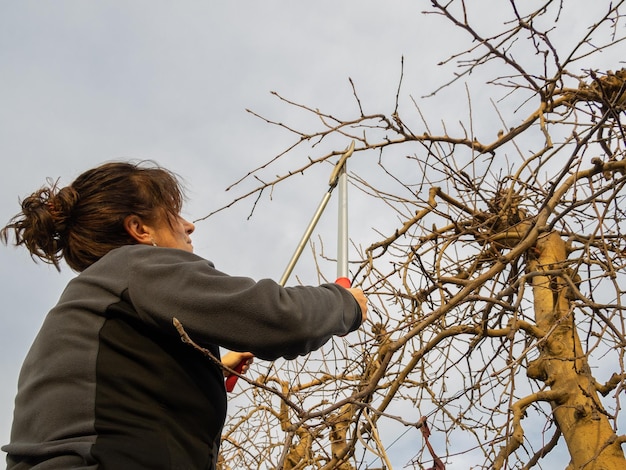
[
  {"xmin": 335, "ymin": 155, "xmax": 350, "ymax": 288},
  {"xmin": 279, "ymin": 140, "xmax": 355, "ymax": 287}
]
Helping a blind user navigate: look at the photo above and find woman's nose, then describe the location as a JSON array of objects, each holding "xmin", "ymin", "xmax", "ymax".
[{"xmin": 183, "ymin": 218, "xmax": 195, "ymax": 234}]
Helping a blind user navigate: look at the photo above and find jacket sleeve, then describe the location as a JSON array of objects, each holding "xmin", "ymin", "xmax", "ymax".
[{"xmin": 124, "ymin": 246, "xmax": 362, "ymax": 360}]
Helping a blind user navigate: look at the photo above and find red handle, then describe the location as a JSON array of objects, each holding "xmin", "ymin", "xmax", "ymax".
[
  {"xmin": 335, "ymin": 277, "xmax": 351, "ymax": 288},
  {"xmin": 225, "ymin": 361, "xmax": 246, "ymax": 392}
]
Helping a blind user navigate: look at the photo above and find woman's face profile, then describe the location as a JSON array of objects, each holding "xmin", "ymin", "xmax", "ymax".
[{"xmin": 151, "ymin": 214, "xmax": 195, "ymax": 252}]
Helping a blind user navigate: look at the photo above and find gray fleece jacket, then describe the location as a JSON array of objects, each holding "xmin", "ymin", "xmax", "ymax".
[{"xmin": 2, "ymin": 244, "xmax": 362, "ymax": 469}]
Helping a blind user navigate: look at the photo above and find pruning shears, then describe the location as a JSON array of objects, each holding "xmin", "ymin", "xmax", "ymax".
[{"xmin": 225, "ymin": 141, "xmax": 356, "ymax": 392}]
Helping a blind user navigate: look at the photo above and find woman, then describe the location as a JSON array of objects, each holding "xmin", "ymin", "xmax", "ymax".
[{"xmin": 1, "ymin": 161, "xmax": 367, "ymax": 469}]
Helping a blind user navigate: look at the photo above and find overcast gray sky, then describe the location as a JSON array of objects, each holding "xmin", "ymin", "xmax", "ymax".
[{"xmin": 1, "ymin": 1, "xmax": 623, "ymax": 468}]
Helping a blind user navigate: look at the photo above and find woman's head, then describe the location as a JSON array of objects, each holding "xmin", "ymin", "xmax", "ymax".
[{"xmin": 1, "ymin": 161, "xmax": 189, "ymax": 272}]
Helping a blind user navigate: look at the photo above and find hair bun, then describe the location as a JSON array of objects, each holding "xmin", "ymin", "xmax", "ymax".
[
  {"xmin": 45, "ymin": 185, "xmax": 79, "ymax": 234},
  {"xmin": 1, "ymin": 183, "xmax": 81, "ymax": 269},
  {"xmin": 49, "ymin": 186, "xmax": 79, "ymax": 216}
]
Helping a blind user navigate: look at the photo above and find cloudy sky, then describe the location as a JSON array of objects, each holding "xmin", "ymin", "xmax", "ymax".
[{"xmin": 1, "ymin": 1, "xmax": 623, "ymax": 468}]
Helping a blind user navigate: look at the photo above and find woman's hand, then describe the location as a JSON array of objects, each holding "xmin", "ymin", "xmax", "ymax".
[
  {"xmin": 221, "ymin": 351, "xmax": 254, "ymax": 377},
  {"xmin": 347, "ymin": 288, "xmax": 368, "ymax": 324}
]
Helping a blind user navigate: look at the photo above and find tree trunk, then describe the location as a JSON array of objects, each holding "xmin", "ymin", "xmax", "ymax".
[{"xmin": 527, "ymin": 232, "xmax": 625, "ymax": 469}]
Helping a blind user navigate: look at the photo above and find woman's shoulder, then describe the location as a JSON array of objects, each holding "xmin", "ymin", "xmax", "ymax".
[
  {"xmin": 71, "ymin": 245, "xmax": 215, "ymax": 296},
  {"xmin": 97, "ymin": 245, "xmax": 214, "ymax": 269}
]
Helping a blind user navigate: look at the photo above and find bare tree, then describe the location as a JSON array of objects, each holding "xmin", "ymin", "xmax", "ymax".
[{"xmin": 195, "ymin": 1, "xmax": 626, "ymax": 468}]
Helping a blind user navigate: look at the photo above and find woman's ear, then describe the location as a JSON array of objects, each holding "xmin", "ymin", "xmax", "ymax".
[{"xmin": 124, "ymin": 215, "xmax": 154, "ymax": 245}]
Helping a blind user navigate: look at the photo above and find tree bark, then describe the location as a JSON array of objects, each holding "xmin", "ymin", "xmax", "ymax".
[{"xmin": 527, "ymin": 232, "xmax": 625, "ymax": 469}]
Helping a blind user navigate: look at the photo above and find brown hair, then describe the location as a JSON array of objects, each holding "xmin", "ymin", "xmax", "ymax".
[{"xmin": 1, "ymin": 161, "xmax": 185, "ymax": 272}]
